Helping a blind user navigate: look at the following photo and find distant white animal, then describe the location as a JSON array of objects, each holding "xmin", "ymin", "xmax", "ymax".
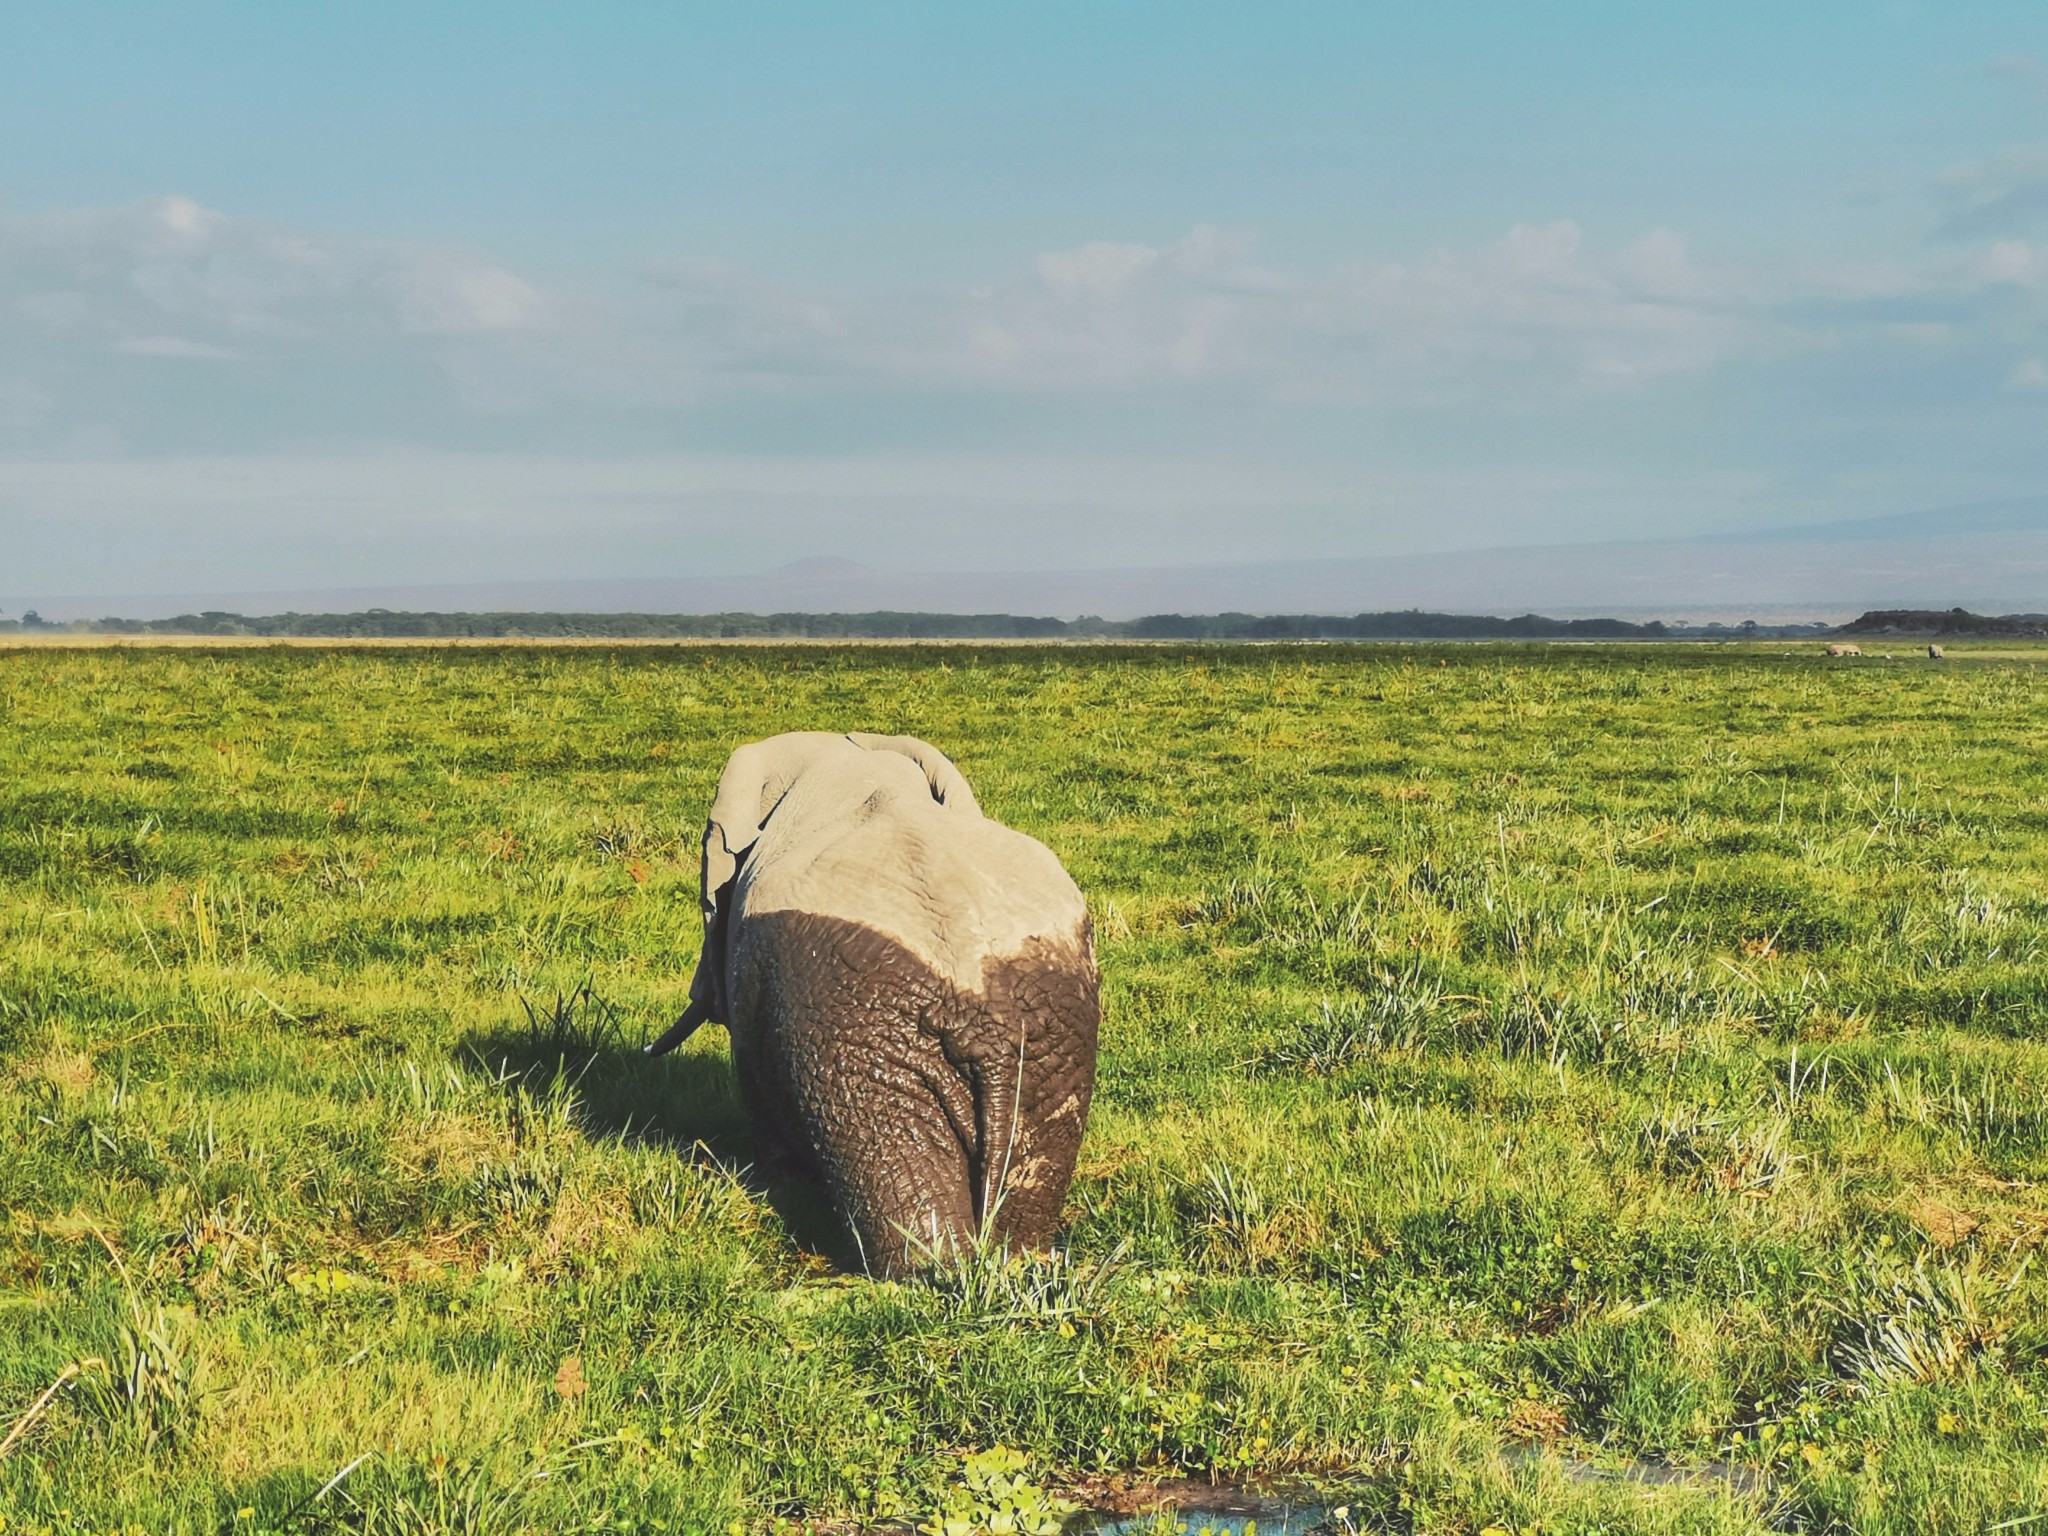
[
  {"xmin": 1928, "ymin": 644, "xmax": 1945, "ymax": 660},
  {"xmin": 1826, "ymin": 643, "xmax": 1862, "ymax": 657}
]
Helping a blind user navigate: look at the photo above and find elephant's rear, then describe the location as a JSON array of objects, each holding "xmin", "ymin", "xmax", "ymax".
[{"xmin": 733, "ymin": 790, "xmax": 1099, "ymax": 1273}]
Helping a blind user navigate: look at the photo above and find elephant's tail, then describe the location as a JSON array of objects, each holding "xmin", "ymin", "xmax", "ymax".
[{"xmin": 974, "ymin": 1024, "xmax": 1029, "ymax": 1229}]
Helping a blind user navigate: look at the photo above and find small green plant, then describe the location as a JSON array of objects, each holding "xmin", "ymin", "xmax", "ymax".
[{"xmin": 920, "ymin": 1446, "xmax": 1078, "ymax": 1536}]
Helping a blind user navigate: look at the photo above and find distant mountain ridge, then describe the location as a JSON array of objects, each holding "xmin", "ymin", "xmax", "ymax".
[
  {"xmin": 10, "ymin": 495, "xmax": 2047, "ymax": 623},
  {"xmin": 1712, "ymin": 495, "xmax": 2048, "ymax": 543}
]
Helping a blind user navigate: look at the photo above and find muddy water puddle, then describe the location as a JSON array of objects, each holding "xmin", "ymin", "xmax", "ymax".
[
  {"xmin": 1066, "ymin": 1482, "xmax": 1333, "ymax": 1535},
  {"xmin": 1063, "ymin": 1452, "xmax": 1768, "ymax": 1534},
  {"xmin": 1074, "ymin": 1512, "xmax": 1329, "ymax": 1535}
]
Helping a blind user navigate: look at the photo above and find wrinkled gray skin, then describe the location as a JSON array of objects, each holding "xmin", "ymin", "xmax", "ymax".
[{"xmin": 646, "ymin": 732, "xmax": 1099, "ymax": 1276}]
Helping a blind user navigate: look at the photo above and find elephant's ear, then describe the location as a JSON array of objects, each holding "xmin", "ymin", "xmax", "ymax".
[
  {"xmin": 691, "ymin": 739, "xmax": 798, "ymax": 1024},
  {"xmin": 700, "ymin": 740, "xmax": 781, "ymax": 923},
  {"xmin": 845, "ymin": 732, "xmax": 981, "ymax": 815}
]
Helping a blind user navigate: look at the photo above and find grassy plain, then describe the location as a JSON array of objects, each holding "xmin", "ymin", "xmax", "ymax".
[{"xmin": 3, "ymin": 642, "xmax": 2048, "ymax": 1534}]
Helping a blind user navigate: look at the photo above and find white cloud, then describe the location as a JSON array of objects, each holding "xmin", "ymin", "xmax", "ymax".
[
  {"xmin": 1498, "ymin": 218, "xmax": 1581, "ymax": 273},
  {"xmin": 1990, "ymin": 53, "xmax": 2048, "ymax": 102},
  {"xmin": 0, "ymin": 195, "xmax": 578, "ymax": 447},
  {"xmin": 0, "ymin": 194, "xmax": 548, "ymax": 357},
  {"xmin": 154, "ymin": 196, "xmax": 208, "ymax": 236},
  {"xmin": 1, "ymin": 196, "xmax": 1787, "ymax": 439},
  {"xmin": 116, "ymin": 335, "xmax": 239, "ymax": 359},
  {"xmin": 7, "ymin": 193, "xmax": 2048, "ymax": 594},
  {"xmin": 393, "ymin": 259, "xmax": 543, "ymax": 335},
  {"xmin": 938, "ymin": 218, "xmax": 1756, "ymax": 395},
  {"xmin": 1034, "ymin": 241, "xmax": 1159, "ymax": 294},
  {"xmin": 4, "ymin": 192, "xmax": 2046, "ymax": 465},
  {"xmin": 1622, "ymin": 228, "xmax": 1700, "ymax": 295},
  {"xmin": 1984, "ymin": 240, "xmax": 2039, "ymax": 284},
  {"xmin": 633, "ymin": 260, "xmax": 850, "ymax": 378},
  {"xmin": 1936, "ymin": 145, "xmax": 2048, "ymax": 238}
]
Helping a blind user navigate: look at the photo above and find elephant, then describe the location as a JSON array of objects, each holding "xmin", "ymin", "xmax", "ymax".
[{"xmin": 644, "ymin": 731, "xmax": 1099, "ymax": 1276}]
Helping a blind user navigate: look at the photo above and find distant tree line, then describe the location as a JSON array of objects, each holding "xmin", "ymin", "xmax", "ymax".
[
  {"xmin": 0, "ymin": 606, "xmax": 1721, "ymax": 640},
  {"xmin": 1113, "ymin": 612, "xmax": 1683, "ymax": 638},
  {"xmin": 0, "ymin": 606, "xmax": 1867, "ymax": 643},
  {"xmin": 39, "ymin": 609, "xmax": 1079, "ymax": 639}
]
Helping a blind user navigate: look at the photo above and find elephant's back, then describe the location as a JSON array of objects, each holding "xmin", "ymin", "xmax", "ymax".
[{"xmin": 739, "ymin": 759, "xmax": 1089, "ymax": 986}]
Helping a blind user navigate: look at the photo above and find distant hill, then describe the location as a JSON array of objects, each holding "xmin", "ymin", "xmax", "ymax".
[
  {"xmin": 1738, "ymin": 496, "xmax": 2048, "ymax": 543},
  {"xmin": 8, "ymin": 495, "xmax": 2045, "ymax": 624},
  {"xmin": 1836, "ymin": 607, "xmax": 2048, "ymax": 637}
]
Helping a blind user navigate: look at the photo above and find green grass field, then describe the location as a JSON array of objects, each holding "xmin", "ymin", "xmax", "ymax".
[{"xmin": 4, "ymin": 642, "xmax": 2048, "ymax": 1534}]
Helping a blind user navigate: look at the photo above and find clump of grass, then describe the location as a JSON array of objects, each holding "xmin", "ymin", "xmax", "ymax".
[
  {"xmin": 1262, "ymin": 965, "xmax": 1458, "ymax": 1069},
  {"xmin": 1831, "ymin": 1254, "xmax": 2027, "ymax": 1388},
  {"xmin": 913, "ymin": 1241, "xmax": 1124, "ymax": 1324},
  {"xmin": 513, "ymin": 982, "xmax": 624, "ymax": 1071}
]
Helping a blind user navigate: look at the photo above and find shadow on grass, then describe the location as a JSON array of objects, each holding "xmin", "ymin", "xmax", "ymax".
[{"xmin": 454, "ymin": 985, "xmax": 854, "ymax": 1270}]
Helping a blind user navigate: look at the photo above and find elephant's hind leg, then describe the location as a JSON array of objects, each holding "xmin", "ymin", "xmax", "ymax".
[
  {"xmin": 818, "ymin": 1061, "xmax": 980, "ymax": 1275},
  {"xmin": 750, "ymin": 910, "xmax": 981, "ymax": 1276},
  {"xmin": 968, "ymin": 932, "xmax": 1100, "ymax": 1253}
]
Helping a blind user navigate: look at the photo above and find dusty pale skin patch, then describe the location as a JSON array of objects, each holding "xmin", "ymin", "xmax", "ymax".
[{"xmin": 703, "ymin": 731, "xmax": 1087, "ymax": 980}]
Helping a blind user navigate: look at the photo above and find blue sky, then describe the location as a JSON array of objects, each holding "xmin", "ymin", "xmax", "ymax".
[{"xmin": 4, "ymin": 2, "xmax": 2047, "ymax": 596}]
